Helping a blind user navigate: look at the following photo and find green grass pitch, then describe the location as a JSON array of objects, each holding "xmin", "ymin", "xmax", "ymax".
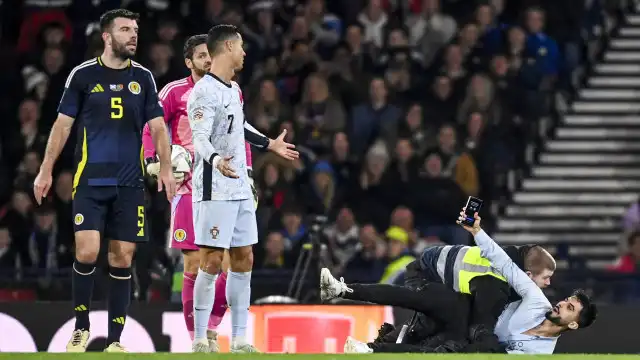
[{"xmin": 1, "ymin": 354, "xmax": 639, "ymax": 360}]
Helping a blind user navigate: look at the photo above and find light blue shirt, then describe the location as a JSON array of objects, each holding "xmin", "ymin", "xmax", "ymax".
[{"xmin": 474, "ymin": 230, "xmax": 558, "ymax": 354}]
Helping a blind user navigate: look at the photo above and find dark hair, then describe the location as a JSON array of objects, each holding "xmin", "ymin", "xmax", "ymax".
[
  {"xmin": 183, "ymin": 34, "xmax": 208, "ymax": 59},
  {"xmin": 206, "ymin": 24, "xmax": 240, "ymax": 55},
  {"xmin": 573, "ymin": 289, "xmax": 597, "ymax": 328},
  {"xmin": 100, "ymin": 9, "xmax": 140, "ymax": 32}
]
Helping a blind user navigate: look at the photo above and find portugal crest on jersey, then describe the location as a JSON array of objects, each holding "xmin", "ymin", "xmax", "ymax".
[{"xmin": 128, "ymin": 81, "xmax": 141, "ymax": 95}]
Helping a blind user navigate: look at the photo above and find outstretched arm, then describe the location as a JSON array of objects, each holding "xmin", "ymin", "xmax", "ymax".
[
  {"xmin": 473, "ymin": 229, "xmax": 542, "ymax": 299},
  {"xmin": 458, "ymin": 211, "xmax": 547, "ymax": 300},
  {"xmin": 244, "ymin": 121, "xmax": 298, "ymax": 160}
]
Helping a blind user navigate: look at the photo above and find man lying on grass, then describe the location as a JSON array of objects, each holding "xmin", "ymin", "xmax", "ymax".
[{"xmin": 322, "ymin": 209, "xmax": 598, "ymax": 354}]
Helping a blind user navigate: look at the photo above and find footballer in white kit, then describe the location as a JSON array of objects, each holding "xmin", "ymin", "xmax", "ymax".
[
  {"xmin": 186, "ymin": 24, "xmax": 298, "ymax": 354},
  {"xmin": 188, "ymin": 75, "xmax": 261, "ymax": 249}
]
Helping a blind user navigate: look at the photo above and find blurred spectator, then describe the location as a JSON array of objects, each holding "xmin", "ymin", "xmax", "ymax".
[
  {"xmin": 398, "ymin": 103, "xmax": 432, "ymax": 157},
  {"xmin": 302, "ymin": 161, "xmax": 338, "ymax": 215},
  {"xmin": 457, "ymin": 22, "xmax": 483, "ymax": 72},
  {"xmin": 608, "ymin": 232, "xmax": 640, "ymax": 274},
  {"xmin": 256, "ymin": 162, "xmax": 289, "ymax": 233},
  {"xmin": 351, "ymin": 141, "xmax": 392, "ymax": 228},
  {"xmin": 258, "ymin": 232, "xmax": 293, "ymax": 269},
  {"xmin": 323, "ymin": 207, "xmax": 359, "ymax": 273},
  {"xmin": 456, "ymin": 73, "xmax": 500, "ymax": 126},
  {"xmin": 15, "ymin": 151, "xmax": 42, "ymax": 191},
  {"xmin": 249, "ymin": 78, "xmax": 292, "ymax": 133},
  {"xmin": 440, "ymin": 44, "xmax": 467, "ymax": 93},
  {"xmin": 279, "ymin": 38, "xmax": 318, "ymax": 105},
  {"xmin": 325, "ymin": 42, "xmax": 368, "ymax": 108},
  {"xmin": 19, "ymin": 98, "xmax": 47, "ymax": 150},
  {"xmin": 380, "ymin": 138, "xmax": 420, "ymax": 199},
  {"xmin": 428, "ymin": 124, "xmax": 479, "ymax": 196},
  {"xmin": 423, "ymin": 76, "xmax": 457, "ymax": 130},
  {"xmin": 252, "ymin": 6, "xmax": 284, "ymax": 56},
  {"xmin": 407, "ymin": 153, "xmax": 467, "ymax": 245},
  {"xmin": 147, "ymin": 42, "xmax": 181, "ymax": 89},
  {"xmin": 0, "ymin": 227, "xmax": 16, "ymax": 274},
  {"xmin": 379, "ymin": 226, "xmax": 415, "ymax": 283},
  {"xmin": 296, "ymin": 73, "xmax": 346, "ymax": 154},
  {"xmin": 350, "ymin": 77, "xmax": 401, "ymax": 155},
  {"xmin": 30, "ymin": 204, "xmax": 56, "ymax": 271},
  {"xmin": 523, "ymin": 7, "xmax": 559, "ymax": 77},
  {"xmin": 329, "ymin": 132, "xmax": 358, "ymax": 188},
  {"xmin": 344, "ymin": 23, "xmax": 374, "ymax": 73},
  {"xmin": 406, "ymin": 0, "xmax": 456, "ymax": 67},
  {"xmin": 304, "ymin": 0, "xmax": 342, "ymax": 50},
  {"xmin": 280, "ymin": 206, "xmax": 309, "ymax": 251},
  {"xmin": 5, "ymin": 190, "xmax": 34, "ymax": 269},
  {"xmin": 342, "ymin": 224, "xmax": 385, "ymax": 283},
  {"xmin": 357, "ymin": 0, "xmax": 388, "ymax": 49}
]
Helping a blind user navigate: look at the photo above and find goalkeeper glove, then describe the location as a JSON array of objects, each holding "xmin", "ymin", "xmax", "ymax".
[
  {"xmin": 145, "ymin": 157, "xmax": 160, "ymax": 177},
  {"xmin": 146, "ymin": 156, "xmax": 185, "ymax": 185}
]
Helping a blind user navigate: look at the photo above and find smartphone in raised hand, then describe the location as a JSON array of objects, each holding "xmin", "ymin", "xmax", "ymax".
[{"xmin": 462, "ymin": 196, "xmax": 483, "ymax": 226}]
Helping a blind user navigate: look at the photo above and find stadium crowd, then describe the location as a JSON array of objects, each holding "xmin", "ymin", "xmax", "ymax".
[{"xmin": 0, "ymin": 0, "xmax": 627, "ymax": 301}]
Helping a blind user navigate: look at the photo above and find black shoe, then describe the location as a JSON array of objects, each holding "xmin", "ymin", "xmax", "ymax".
[
  {"xmin": 373, "ymin": 323, "xmax": 395, "ymax": 343},
  {"xmin": 468, "ymin": 324, "xmax": 492, "ymax": 341},
  {"xmin": 433, "ymin": 340, "xmax": 469, "ymax": 353},
  {"xmin": 420, "ymin": 333, "xmax": 447, "ymax": 348}
]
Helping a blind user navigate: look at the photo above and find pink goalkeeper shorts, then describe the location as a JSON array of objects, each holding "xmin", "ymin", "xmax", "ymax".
[{"xmin": 170, "ymin": 194, "xmax": 198, "ymax": 251}]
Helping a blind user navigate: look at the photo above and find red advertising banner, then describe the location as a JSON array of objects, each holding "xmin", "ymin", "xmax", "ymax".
[
  {"xmin": 1, "ymin": 302, "xmax": 639, "ymax": 353},
  {"xmin": 171, "ymin": 305, "xmax": 393, "ymax": 353},
  {"xmin": 0, "ymin": 304, "xmax": 393, "ymax": 353}
]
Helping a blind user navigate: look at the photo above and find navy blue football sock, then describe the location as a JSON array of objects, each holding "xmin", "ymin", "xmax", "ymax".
[
  {"xmin": 107, "ymin": 266, "xmax": 131, "ymax": 345},
  {"xmin": 72, "ymin": 260, "xmax": 96, "ymax": 331}
]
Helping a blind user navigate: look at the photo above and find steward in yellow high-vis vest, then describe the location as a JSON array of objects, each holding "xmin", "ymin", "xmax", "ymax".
[{"xmin": 419, "ymin": 245, "xmax": 505, "ymax": 294}]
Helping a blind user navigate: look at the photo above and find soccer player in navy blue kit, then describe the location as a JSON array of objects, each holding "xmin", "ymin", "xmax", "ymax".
[{"xmin": 33, "ymin": 9, "xmax": 176, "ymax": 353}]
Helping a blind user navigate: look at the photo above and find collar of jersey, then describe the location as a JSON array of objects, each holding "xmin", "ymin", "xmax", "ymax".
[
  {"xmin": 206, "ymin": 72, "xmax": 232, "ymax": 88},
  {"xmin": 97, "ymin": 56, "xmax": 132, "ymax": 70}
]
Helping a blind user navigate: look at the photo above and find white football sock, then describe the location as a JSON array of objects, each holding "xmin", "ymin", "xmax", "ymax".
[
  {"xmin": 227, "ymin": 271, "xmax": 251, "ymax": 345},
  {"xmin": 193, "ymin": 269, "xmax": 218, "ymax": 340}
]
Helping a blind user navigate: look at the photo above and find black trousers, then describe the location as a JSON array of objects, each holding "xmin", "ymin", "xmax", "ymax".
[
  {"xmin": 405, "ymin": 260, "xmax": 510, "ymax": 335},
  {"xmin": 344, "ymin": 282, "xmax": 470, "ymax": 341},
  {"xmin": 468, "ymin": 275, "xmax": 511, "ymax": 331},
  {"xmin": 361, "ymin": 261, "xmax": 510, "ymax": 353}
]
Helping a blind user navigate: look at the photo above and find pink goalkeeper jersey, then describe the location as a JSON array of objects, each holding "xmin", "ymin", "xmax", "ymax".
[{"xmin": 142, "ymin": 76, "xmax": 253, "ymax": 195}]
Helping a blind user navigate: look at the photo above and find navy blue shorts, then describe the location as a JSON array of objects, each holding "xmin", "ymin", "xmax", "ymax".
[{"xmin": 72, "ymin": 186, "xmax": 147, "ymax": 243}]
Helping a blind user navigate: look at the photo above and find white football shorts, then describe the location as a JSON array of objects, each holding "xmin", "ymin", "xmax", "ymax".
[{"xmin": 193, "ymin": 198, "xmax": 258, "ymax": 249}]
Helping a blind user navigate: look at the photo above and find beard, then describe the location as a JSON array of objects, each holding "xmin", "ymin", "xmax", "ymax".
[
  {"xmin": 192, "ymin": 63, "xmax": 209, "ymax": 77},
  {"xmin": 112, "ymin": 38, "xmax": 136, "ymax": 60},
  {"xmin": 545, "ymin": 310, "xmax": 563, "ymax": 325}
]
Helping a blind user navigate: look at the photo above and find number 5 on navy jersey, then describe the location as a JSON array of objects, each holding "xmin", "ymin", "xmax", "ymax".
[{"xmin": 111, "ymin": 97, "xmax": 123, "ymax": 119}]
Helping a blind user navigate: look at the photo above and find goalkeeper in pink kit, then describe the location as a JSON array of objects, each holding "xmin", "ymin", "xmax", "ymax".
[{"xmin": 141, "ymin": 35, "xmax": 256, "ymax": 352}]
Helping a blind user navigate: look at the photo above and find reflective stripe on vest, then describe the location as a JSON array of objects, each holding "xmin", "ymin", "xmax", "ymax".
[
  {"xmin": 380, "ymin": 255, "xmax": 416, "ymax": 284},
  {"xmin": 436, "ymin": 246, "xmax": 505, "ymax": 294}
]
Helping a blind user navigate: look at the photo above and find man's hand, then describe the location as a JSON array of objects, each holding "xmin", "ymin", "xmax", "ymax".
[
  {"xmin": 33, "ymin": 168, "xmax": 53, "ymax": 205},
  {"xmin": 158, "ymin": 164, "xmax": 176, "ymax": 201},
  {"xmin": 456, "ymin": 207, "xmax": 482, "ymax": 236},
  {"xmin": 268, "ymin": 129, "xmax": 299, "ymax": 160},
  {"xmin": 216, "ymin": 156, "xmax": 239, "ymax": 178}
]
